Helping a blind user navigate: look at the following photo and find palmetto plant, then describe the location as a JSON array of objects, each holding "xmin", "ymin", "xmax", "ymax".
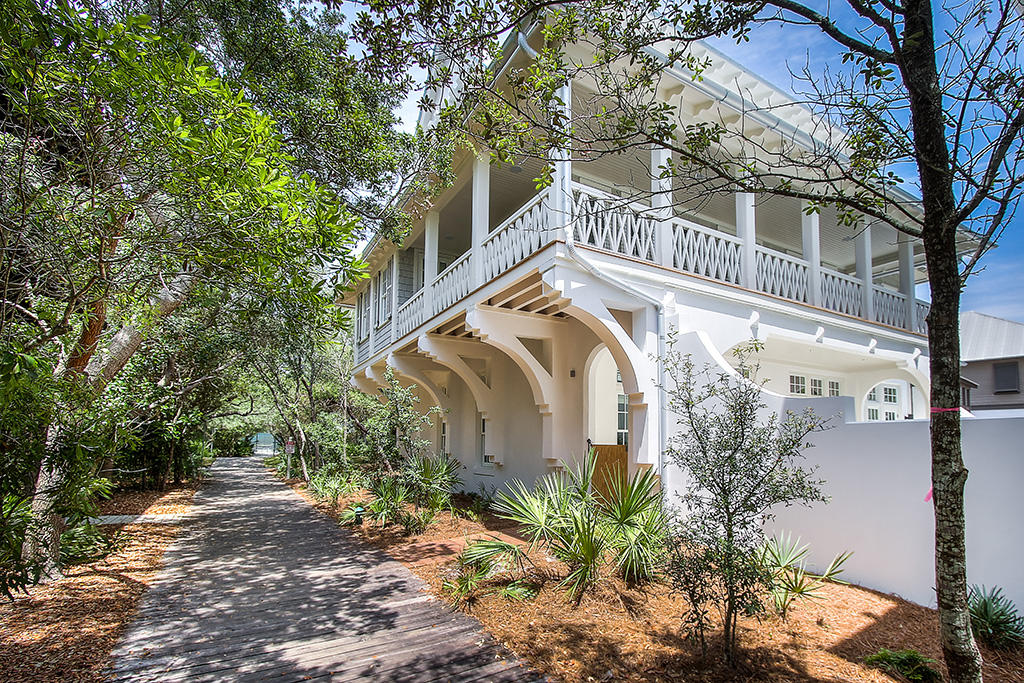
[
  {"xmin": 405, "ymin": 452, "xmax": 461, "ymax": 511},
  {"xmin": 759, "ymin": 532, "xmax": 851, "ymax": 621},
  {"xmin": 968, "ymin": 585, "xmax": 1024, "ymax": 649},
  {"xmin": 485, "ymin": 449, "xmax": 666, "ymax": 602},
  {"xmin": 367, "ymin": 476, "xmax": 408, "ymax": 527}
]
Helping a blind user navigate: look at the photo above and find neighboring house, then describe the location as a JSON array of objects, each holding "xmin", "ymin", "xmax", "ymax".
[
  {"xmin": 960, "ymin": 311, "xmax": 1024, "ymax": 411},
  {"xmin": 341, "ymin": 26, "xmax": 1023, "ymax": 608}
]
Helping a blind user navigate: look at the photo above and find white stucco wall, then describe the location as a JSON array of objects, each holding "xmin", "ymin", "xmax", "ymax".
[{"xmin": 767, "ymin": 414, "xmax": 1024, "ymax": 608}]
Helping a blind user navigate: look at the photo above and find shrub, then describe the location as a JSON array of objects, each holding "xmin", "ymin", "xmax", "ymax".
[
  {"xmin": 309, "ymin": 466, "xmax": 363, "ymax": 508},
  {"xmin": 759, "ymin": 532, "xmax": 851, "ymax": 621},
  {"xmin": 489, "ymin": 449, "xmax": 665, "ymax": 602},
  {"xmin": 367, "ymin": 477, "xmax": 408, "ymax": 527},
  {"xmin": 864, "ymin": 648, "xmax": 941, "ymax": 682},
  {"xmin": 60, "ymin": 523, "xmax": 124, "ymax": 564},
  {"xmin": 968, "ymin": 585, "xmax": 1024, "ymax": 649},
  {"xmin": 0, "ymin": 496, "xmax": 43, "ymax": 598},
  {"xmin": 663, "ymin": 340, "xmax": 827, "ymax": 665},
  {"xmin": 405, "ymin": 453, "xmax": 461, "ymax": 511}
]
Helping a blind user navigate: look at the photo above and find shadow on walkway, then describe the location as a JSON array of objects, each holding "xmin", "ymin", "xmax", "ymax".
[{"xmin": 106, "ymin": 458, "xmax": 538, "ymax": 682}]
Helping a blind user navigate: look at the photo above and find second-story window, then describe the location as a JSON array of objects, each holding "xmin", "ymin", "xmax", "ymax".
[
  {"xmin": 809, "ymin": 378, "xmax": 823, "ymax": 396},
  {"xmin": 789, "ymin": 375, "xmax": 806, "ymax": 395},
  {"xmin": 883, "ymin": 386, "xmax": 898, "ymax": 404},
  {"xmin": 376, "ymin": 258, "xmax": 393, "ymax": 327},
  {"xmin": 828, "ymin": 380, "xmax": 841, "ymax": 397}
]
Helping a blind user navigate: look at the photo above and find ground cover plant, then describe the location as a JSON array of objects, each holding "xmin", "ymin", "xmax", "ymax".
[{"xmin": 968, "ymin": 585, "xmax": 1024, "ymax": 650}]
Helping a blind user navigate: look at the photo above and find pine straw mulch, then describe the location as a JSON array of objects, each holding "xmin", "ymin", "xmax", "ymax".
[
  {"xmin": 0, "ymin": 487, "xmax": 200, "ymax": 682},
  {"xmin": 278, "ymin": 473, "xmax": 1024, "ymax": 683},
  {"xmin": 280, "ymin": 475, "xmax": 519, "ymax": 550},
  {"xmin": 412, "ymin": 562, "xmax": 1024, "ymax": 683},
  {"xmin": 95, "ymin": 482, "xmax": 201, "ymax": 516}
]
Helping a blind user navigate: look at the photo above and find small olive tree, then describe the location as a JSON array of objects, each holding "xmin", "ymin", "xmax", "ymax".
[{"xmin": 664, "ymin": 341, "xmax": 827, "ymax": 666}]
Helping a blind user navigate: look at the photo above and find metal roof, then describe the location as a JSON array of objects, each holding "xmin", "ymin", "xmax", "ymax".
[{"xmin": 960, "ymin": 311, "xmax": 1024, "ymax": 361}]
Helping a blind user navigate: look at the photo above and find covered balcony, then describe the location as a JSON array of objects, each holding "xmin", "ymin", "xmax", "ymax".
[{"xmin": 349, "ymin": 144, "xmax": 934, "ymax": 369}]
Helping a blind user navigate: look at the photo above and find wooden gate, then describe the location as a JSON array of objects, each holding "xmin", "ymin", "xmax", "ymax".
[{"xmin": 590, "ymin": 444, "xmax": 627, "ymax": 501}]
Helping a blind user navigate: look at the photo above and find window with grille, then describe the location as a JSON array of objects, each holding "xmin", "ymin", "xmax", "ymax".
[
  {"xmin": 810, "ymin": 378, "xmax": 823, "ymax": 396},
  {"xmin": 867, "ymin": 388, "xmax": 877, "ymax": 402},
  {"xmin": 480, "ymin": 417, "xmax": 491, "ymax": 465},
  {"xmin": 789, "ymin": 375, "xmax": 806, "ymax": 394},
  {"xmin": 376, "ymin": 258, "xmax": 393, "ymax": 327},
  {"xmin": 994, "ymin": 361, "xmax": 1021, "ymax": 393},
  {"xmin": 867, "ymin": 408, "xmax": 879, "ymax": 421},
  {"xmin": 883, "ymin": 386, "xmax": 898, "ymax": 404},
  {"xmin": 828, "ymin": 380, "xmax": 841, "ymax": 397},
  {"xmin": 885, "ymin": 411, "xmax": 898, "ymax": 421},
  {"xmin": 617, "ymin": 394, "xmax": 629, "ymax": 446}
]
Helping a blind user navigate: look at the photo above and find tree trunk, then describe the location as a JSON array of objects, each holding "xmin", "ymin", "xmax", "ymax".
[{"xmin": 902, "ymin": 0, "xmax": 983, "ymax": 678}]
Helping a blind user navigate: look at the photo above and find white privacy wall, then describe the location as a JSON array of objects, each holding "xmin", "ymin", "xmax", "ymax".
[{"xmin": 768, "ymin": 414, "xmax": 1024, "ymax": 609}]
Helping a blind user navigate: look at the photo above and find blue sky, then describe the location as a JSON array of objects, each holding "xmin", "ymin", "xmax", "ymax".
[
  {"xmin": 386, "ymin": 12, "xmax": 1023, "ymax": 322},
  {"xmin": 706, "ymin": 25, "xmax": 1024, "ymax": 322}
]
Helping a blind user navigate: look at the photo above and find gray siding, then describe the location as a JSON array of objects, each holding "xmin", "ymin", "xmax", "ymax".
[{"xmin": 962, "ymin": 357, "xmax": 1024, "ymax": 410}]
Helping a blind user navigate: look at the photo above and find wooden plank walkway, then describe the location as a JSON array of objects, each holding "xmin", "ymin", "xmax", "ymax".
[{"xmin": 106, "ymin": 458, "xmax": 540, "ymax": 682}]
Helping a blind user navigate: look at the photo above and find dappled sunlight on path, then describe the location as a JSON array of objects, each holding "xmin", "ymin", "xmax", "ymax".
[{"xmin": 106, "ymin": 458, "xmax": 537, "ymax": 682}]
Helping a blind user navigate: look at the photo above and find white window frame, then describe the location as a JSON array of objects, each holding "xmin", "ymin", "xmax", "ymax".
[
  {"xmin": 809, "ymin": 378, "xmax": 823, "ymax": 397},
  {"xmin": 885, "ymin": 411, "xmax": 898, "ymax": 421},
  {"xmin": 616, "ymin": 393, "xmax": 629, "ymax": 446},
  {"xmin": 883, "ymin": 386, "xmax": 898, "ymax": 404},
  {"xmin": 479, "ymin": 417, "xmax": 493, "ymax": 466},
  {"xmin": 867, "ymin": 407, "xmax": 879, "ymax": 421},
  {"xmin": 828, "ymin": 380, "xmax": 841, "ymax": 397},
  {"xmin": 789, "ymin": 375, "xmax": 806, "ymax": 395}
]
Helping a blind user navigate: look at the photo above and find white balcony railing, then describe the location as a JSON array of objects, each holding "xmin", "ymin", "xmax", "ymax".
[
  {"xmin": 755, "ymin": 246, "xmax": 809, "ymax": 303},
  {"xmin": 821, "ymin": 269, "xmax": 863, "ymax": 317},
  {"xmin": 873, "ymin": 287, "xmax": 908, "ymax": 329},
  {"xmin": 482, "ymin": 193, "xmax": 551, "ymax": 282},
  {"xmin": 431, "ymin": 251, "xmax": 473, "ymax": 317},
  {"xmin": 396, "ymin": 289, "xmax": 425, "ymax": 338},
  {"xmin": 354, "ymin": 181, "xmax": 933, "ymax": 366},
  {"xmin": 573, "ymin": 184, "xmax": 658, "ymax": 263},
  {"xmin": 671, "ymin": 217, "xmax": 742, "ymax": 285}
]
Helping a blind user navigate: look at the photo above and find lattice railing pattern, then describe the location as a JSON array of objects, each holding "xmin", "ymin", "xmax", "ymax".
[
  {"xmin": 671, "ymin": 218, "xmax": 742, "ymax": 284},
  {"xmin": 482, "ymin": 194, "xmax": 550, "ymax": 282},
  {"xmin": 755, "ymin": 247, "xmax": 809, "ymax": 303},
  {"xmin": 572, "ymin": 185, "xmax": 657, "ymax": 262},
  {"xmin": 396, "ymin": 289, "xmax": 425, "ymax": 338},
  {"xmin": 431, "ymin": 252, "xmax": 472, "ymax": 317},
  {"xmin": 873, "ymin": 287, "xmax": 908, "ymax": 328},
  {"xmin": 915, "ymin": 300, "xmax": 930, "ymax": 334},
  {"xmin": 821, "ymin": 270, "xmax": 863, "ymax": 317}
]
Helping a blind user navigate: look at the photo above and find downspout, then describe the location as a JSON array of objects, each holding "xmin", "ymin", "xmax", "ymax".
[{"xmin": 518, "ymin": 31, "xmax": 670, "ymax": 485}]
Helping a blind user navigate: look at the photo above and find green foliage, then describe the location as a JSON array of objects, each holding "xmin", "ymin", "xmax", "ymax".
[
  {"xmin": 60, "ymin": 524, "xmax": 124, "ymax": 565},
  {"xmin": 759, "ymin": 532, "xmax": 851, "ymax": 621},
  {"xmin": 405, "ymin": 453, "xmax": 462, "ymax": 511},
  {"xmin": 0, "ymin": 496, "xmax": 43, "ymax": 598},
  {"xmin": 864, "ymin": 648, "xmax": 942, "ymax": 682},
  {"xmin": 968, "ymin": 585, "xmax": 1024, "ymax": 649},
  {"xmin": 664, "ymin": 340, "xmax": 827, "ymax": 665},
  {"xmin": 398, "ymin": 507, "xmax": 436, "ymax": 536},
  {"xmin": 491, "ymin": 449, "xmax": 666, "ymax": 602},
  {"xmin": 367, "ymin": 477, "xmax": 409, "ymax": 528}
]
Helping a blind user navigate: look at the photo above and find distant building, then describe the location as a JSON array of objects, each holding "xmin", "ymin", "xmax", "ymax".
[{"xmin": 960, "ymin": 311, "xmax": 1024, "ymax": 411}]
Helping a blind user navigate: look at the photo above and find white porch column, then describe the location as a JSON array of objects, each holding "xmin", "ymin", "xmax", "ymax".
[
  {"xmin": 424, "ymin": 210, "xmax": 439, "ymax": 314},
  {"xmin": 899, "ymin": 238, "xmax": 917, "ymax": 331},
  {"xmin": 550, "ymin": 79, "xmax": 573, "ymax": 241},
  {"xmin": 736, "ymin": 192, "xmax": 757, "ymax": 289},
  {"xmin": 801, "ymin": 202, "xmax": 822, "ymax": 307},
  {"xmin": 855, "ymin": 223, "xmax": 874, "ymax": 321},
  {"xmin": 471, "ymin": 151, "xmax": 490, "ymax": 289},
  {"xmin": 368, "ymin": 268, "xmax": 377, "ymax": 353},
  {"xmin": 652, "ymin": 146, "xmax": 674, "ymax": 268},
  {"xmin": 390, "ymin": 253, "xmax": 399, "ymax": 340}
]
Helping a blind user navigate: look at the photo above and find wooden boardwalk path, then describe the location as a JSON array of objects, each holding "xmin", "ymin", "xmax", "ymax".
[{"xmin": 106, "ymin": 458, "xmax": 539, "ymax": 682}]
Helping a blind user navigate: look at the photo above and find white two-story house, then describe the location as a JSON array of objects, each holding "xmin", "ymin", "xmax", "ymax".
[
  {"xmin": 342, "ymin": 28, "xmax": 1024, "ymax": 608},
  {"xmin": 344, "ymin": 33, "xmax": 942, "ymax": 491}
]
